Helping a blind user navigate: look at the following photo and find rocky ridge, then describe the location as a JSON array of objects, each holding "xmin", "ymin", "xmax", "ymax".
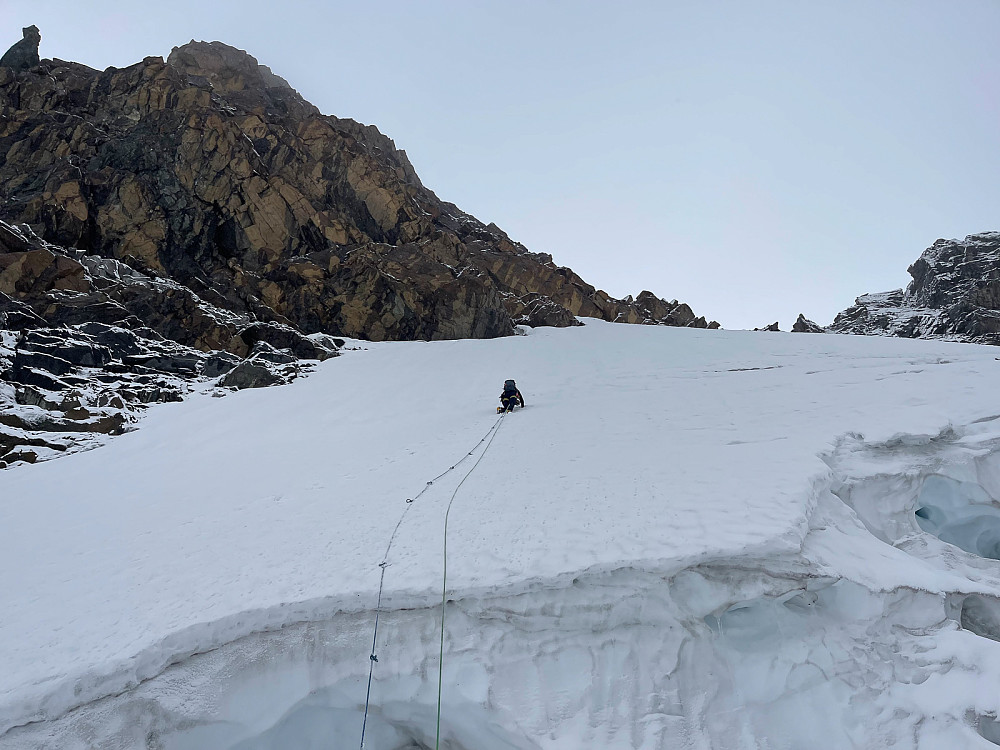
[
  {"xmin": 830, "ymin": 232, "xmax": 1000, "ymax": 344},
  {"xmin": 0, "ymin": 35, "xmax": 716, "ymax": 341},
  {"xmin": 0, "ymin": 220, "xmax": 341, "ymax": 467},
  {"xmin": 0, "ymin": 31, "xmax": 717, "ymax": 467}
]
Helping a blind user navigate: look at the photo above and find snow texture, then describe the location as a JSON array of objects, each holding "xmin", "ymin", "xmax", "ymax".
[{"xmin": 4, "ymin": 320, "xmax": 1000, "ymax": 748}]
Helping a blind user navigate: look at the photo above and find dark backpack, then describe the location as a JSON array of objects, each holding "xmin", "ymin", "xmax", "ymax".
[{"xmin": 503, "ymin": 379, "xmax": 517, "ymax": 395}]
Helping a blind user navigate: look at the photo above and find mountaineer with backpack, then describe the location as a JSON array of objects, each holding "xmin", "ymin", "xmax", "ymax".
[{"xmin": 498, "ymin": 379, "xmax": 525, "ymax": 413}]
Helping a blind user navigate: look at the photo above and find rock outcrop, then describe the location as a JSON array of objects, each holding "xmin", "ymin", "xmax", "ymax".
[
  {"xmin": 830, "ymin": 232, "xmax": 1000, "ymax": 344},
  {"xmin": 0, "ymin": 26, "xmax": 40, "ymax": 72},
  {"xmin": 791, "ymin": 314, "xmax": 824, "ymax": 333},
  {"xmin": 0, "ymin": 34, "xmax": 717, "ymax": 346},
  {"xmin": 0, "ymin": 220, "xmax": 339, "ymax": 467}
]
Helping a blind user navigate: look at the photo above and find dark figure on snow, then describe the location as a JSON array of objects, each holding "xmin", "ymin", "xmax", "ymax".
[{"xmin": 499, "ymin": 379, "xmax": 525, "ymax": 413}]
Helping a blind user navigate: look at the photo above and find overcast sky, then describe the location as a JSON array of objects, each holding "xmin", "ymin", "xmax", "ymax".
[{"xmin": 4, "ymin": 1, "xmax": 999, "ymax": 329}]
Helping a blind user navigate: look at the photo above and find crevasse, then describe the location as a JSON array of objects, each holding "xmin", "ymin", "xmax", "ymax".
[{"xmin": 9, "ymin": 420, "xmax": 1000, "ymax": 749}]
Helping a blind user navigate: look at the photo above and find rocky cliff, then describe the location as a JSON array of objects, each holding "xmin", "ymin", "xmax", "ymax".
[
  {"xmin": 830, "ymin": 232, "xmax": 1000, "ymax": 344},
  {"xmin": 0, "ymin": 35, "xmax": 717, "ymax": 344},
  {"xmin": 0, "ymin": 219, "xmax": 341, "ymax": 467},
  {"xmin": 0, "ymin": 32, "xmax": 717, "ymax": 467}
]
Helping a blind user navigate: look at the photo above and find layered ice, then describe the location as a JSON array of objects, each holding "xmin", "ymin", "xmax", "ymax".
[
  {"xmin": 5, "ymin": 321, "xmax": 1000, "ymax": 748},
  {"xmin": 915, "ymin": 476, "xmax": 1000, "ymax": 559}
]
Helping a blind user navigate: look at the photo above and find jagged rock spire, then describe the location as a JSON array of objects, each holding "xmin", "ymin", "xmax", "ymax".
[
  {"xmin": 791, "ymin": 314, "xmax": 824, "ymax": 333},
  {"xmin": 0, "ymin": 25, "xmax": 41, "ymax": 72}
]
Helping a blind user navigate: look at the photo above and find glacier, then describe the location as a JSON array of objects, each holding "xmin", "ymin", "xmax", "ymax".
[{"xmin": 4, "ymin": 320, "xmax": 1000, "ymax": 748}]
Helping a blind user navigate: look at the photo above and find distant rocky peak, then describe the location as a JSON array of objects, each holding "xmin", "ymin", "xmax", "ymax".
[
  {"xmin": 166, "ymin": 40, "xmax": 295, "ymax": 95},
  {"xmin": 791, "ymin": 314, "xmax": 823, "ymax": 333},
  {"xmin": 830, "ymin": 231, "xmax": 1000, "ymax": 345},
  {"xmin": 905, "ymin": 231, "xmax": 1000, "ymax": 309}
]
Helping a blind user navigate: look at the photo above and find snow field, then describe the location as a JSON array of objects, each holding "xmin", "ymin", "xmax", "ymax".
[{"xmin": 4, "ymin": 320, "xmax": 1000, "ymax": 747}]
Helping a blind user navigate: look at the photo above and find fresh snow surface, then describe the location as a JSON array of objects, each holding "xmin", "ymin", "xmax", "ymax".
[{"xmin": 5, "ymin": 320, "xmax": 1000, "ymax": 748}]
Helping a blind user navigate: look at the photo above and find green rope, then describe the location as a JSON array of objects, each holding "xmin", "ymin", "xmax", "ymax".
[
  {"xmin": 435, "ymin": 412, "xmax": 507, "ymax": 749},
  {"xmin": 360, "ymin": 414, "xmax": 505, "ymax": 749}
]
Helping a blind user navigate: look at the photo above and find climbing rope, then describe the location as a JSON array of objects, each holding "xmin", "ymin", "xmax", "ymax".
[
  {"xmin": 359, "ymin": 413, "xmax": 506, "ymax": 749},
  {"xmin": 435, "ymin": 413, "xmax": 507, "ymax": 750}
]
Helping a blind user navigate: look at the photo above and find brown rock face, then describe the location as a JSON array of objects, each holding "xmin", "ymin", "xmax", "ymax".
[
  {"xmin": 0, "ymin": 37, "xmax": 717, "ymax": 343},
  {"xmin": 167, "ymin": 40, "xmax": 300, "ymax": 95}
]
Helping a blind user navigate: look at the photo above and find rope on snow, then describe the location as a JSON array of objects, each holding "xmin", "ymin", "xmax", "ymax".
[
  {"xmin": 435, "ymin": 412, "xmax": 507, "ymax": 750},
  {"xmin": 359, "ymin": 412, "xmax": 507, "ymax": 749}
]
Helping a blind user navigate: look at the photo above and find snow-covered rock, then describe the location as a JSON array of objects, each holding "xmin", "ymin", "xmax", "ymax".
[
  {"xmin": 0, "ymin": 322, "xmax": 329, "ymax": 468},
  {"xmin": 831, "ymin": 231, "xmax": 1000, "ymax": 344},
  {"xmin": 4, "ymin": 321, "xmax": 1000, "ymax": 748},
  {"xmin": 0, "ymin": 220, "xmax": 343, "ymax": 468}
]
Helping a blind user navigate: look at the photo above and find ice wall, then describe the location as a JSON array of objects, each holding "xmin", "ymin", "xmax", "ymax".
[{"xmin": 8, "ymin": 509, "xmax": 1000, "ymax": 750}]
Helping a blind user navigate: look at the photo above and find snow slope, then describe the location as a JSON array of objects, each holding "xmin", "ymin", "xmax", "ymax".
[{"xmin": 4, "ymin": 321, "xmax": 1000, "ymax": 748}]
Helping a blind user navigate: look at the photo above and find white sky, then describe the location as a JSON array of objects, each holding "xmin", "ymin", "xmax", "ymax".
[{"xmin": 3, "ymin": 0, "xmax": 999, "ymax": 329}]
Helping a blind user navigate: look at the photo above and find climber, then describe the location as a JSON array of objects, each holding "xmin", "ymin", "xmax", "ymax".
[{"xmin": 498, "ymin": 379, "xmax": 525, "ymax": 413}]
